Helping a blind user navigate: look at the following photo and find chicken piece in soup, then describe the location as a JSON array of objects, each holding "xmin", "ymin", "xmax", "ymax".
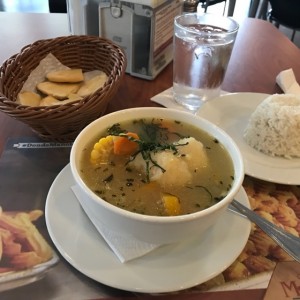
[{"xmin": 80, "ymin": 118, "xmax": 234, "ymax": 216}]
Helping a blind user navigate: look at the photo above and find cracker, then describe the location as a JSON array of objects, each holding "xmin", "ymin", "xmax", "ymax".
[
  {"xmin": 18, "ymin": 91, "xmax": 41, "ymax": 107},
  {"xmin": 46, "ymin": 68, "xmax": 84, "ymax": 83},
  {"xmin": 57, "ymin": 94, "xmax": 83, "ymax": 105},
  {"xmin": 67, "ymin": 93, "xmax": 83, "ymax": 101},
  {"xmin": 77, "ymin": 72, "xmax": 108, "ymax": 97},
  {"xmin": 37, "ymin": 81, "xmax": 80, "ymax": 99},
  {"xmin": 39, "ymin": 95, "xmax": 60, "ymax": 106}
]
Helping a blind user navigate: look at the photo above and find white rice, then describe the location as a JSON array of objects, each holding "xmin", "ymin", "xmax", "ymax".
[{"xmin": 244, "ymin": 94, "xmax": 300, "ymax": 159}]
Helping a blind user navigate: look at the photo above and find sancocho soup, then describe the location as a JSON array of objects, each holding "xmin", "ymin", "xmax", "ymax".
[{"xmin": 79, "ymin": 117, "xmax": 234, "ymax": 216}]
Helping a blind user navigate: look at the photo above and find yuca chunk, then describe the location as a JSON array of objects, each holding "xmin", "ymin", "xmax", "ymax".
[
  {"xmin": 46, "ymin": 68, "xmax": 84, "ymax": 83},
  {"xmin": 130, "ymin": 137, "xmax": 208, "ymax": 188},
  {"xmin": 176, "ymin": 137, "xmax": 208, "ymax": 170},
  {"xmin": 150, "ymin": 151, "xmax": 192, "ymax": 188}
]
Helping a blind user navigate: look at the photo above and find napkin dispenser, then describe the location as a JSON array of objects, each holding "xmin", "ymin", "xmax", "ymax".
[{"xmin": 67, "ymin": 0, "xmax": 183, "ymax": 80}]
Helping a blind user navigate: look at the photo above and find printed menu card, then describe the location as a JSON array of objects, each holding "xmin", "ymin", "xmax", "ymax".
[
  {"xmin": 264, "ymin": 261, "xmax": 300, "ymax": 300},
  {"xmin": 0, "ymin": 137, "xmax": 299, "ymax": 299},
  {"xmin": 0, "ymin": 137, "xmax": 127, "ymax": 299}
]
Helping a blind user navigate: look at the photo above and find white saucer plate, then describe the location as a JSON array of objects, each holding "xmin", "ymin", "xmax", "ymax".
[
  {"xmin": 198, "ymin": 92, "xmax": 300, "ymax": 185},
  {"xmin": 45, "ymin": 164, "xmax": 251, "ymax": 293}
]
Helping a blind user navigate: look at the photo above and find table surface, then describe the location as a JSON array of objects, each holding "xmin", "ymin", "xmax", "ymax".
[
  {"xmin": 0, "ymin": 11, "xmax": 300, "ymax": 300},
  {"xmin": 1, "ymin": 12, "xmax": 300, "ymax": 159}
]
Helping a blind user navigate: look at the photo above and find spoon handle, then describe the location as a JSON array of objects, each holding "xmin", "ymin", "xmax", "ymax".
[{"xmin": 228, "ymin": 199, "xmax": 300, "ymax": 263}]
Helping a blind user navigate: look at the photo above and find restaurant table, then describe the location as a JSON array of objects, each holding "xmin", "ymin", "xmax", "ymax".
[{"xmin": 0, "ymin": 11, "xmax": 300, "ymax": 300}]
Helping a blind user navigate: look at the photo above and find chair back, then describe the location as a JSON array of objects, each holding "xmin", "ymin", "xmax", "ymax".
[{"xmin": 268, "ymin": 0, "xmax": 300, "ymax": 28}]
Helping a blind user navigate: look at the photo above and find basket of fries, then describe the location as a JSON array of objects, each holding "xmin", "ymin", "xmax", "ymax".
[{"xmin": 0, "ymin": 35, "xmax": 126, "ymax": 142}]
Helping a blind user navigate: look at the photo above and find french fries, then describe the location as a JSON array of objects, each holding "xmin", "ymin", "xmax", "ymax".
[
  {"xmin": 194, "ymin": 177, "xmax": 300, "ymax": 292},
  {"xmin": 0, "ymin": 207, "xmax": 53, "ymax": 273}
]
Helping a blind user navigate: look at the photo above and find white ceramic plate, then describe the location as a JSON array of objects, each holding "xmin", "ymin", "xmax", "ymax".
[
  {"xmin": 198, "ymin": 92, "xmax": 300, "ymax": 185},
  {"xmin": 45, "ymin": 164, "xmax": 251, "ymax": 293}
]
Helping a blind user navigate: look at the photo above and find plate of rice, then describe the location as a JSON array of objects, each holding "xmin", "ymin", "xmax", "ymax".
[{"xmin": 197, "ymin": 92, "xmax": 300, "ymax": 185}]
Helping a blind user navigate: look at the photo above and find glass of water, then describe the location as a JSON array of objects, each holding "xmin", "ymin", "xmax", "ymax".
[{"xmin": 173, "ymin": 13, "xmax": 239, "ymax": 113}]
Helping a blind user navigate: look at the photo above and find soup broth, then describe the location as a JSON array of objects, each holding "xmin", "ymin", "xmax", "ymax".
[{"xmin": 80, "ymin": 118, "xmax": 234, "ymax": 216}]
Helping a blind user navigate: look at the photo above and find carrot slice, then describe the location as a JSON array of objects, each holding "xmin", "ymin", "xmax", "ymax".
[{"xmin": 113, "ymin": 132, "xmax": 139, "ymax": 156}]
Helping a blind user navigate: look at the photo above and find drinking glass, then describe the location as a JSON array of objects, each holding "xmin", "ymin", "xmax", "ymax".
[{"xmin": 173, "ymin": 13, "xmax": 239, "ymax": 113}]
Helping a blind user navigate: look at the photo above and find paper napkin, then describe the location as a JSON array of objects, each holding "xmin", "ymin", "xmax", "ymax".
[
  {"xmin": 71, "ymin": 185, "xmax": 161, "ymax": 263},
  {"xmin": 276, "ymin": 68, "xmax": 300, "ymax": 94},
  {"xmin": 150, "ymin": 87, "xmax": 187, "ymax": 110},
  {"xmin": 150, "ymin": 87, "xmax": 228, "ymax": 110}
]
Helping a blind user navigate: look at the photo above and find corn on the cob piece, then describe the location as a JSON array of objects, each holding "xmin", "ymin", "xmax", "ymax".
[{"xmin": 90, "ymin": 135, "xmax": 114, "ymax": 164}]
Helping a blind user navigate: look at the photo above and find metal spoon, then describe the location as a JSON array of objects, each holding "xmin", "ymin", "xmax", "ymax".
[{"xmin": 228, "ymin": 199, "xmax": 300, "ymax": 263}]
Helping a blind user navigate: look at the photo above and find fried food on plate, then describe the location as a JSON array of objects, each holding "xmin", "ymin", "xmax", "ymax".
[{"xmin": 0, "ymin": 207, "xmax": 53, "ymax": 272}]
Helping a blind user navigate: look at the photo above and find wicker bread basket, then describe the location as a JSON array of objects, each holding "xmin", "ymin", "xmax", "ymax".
[{"xmin": 0, "ymin": 35, "xmax": 126, "ymax": 142}]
